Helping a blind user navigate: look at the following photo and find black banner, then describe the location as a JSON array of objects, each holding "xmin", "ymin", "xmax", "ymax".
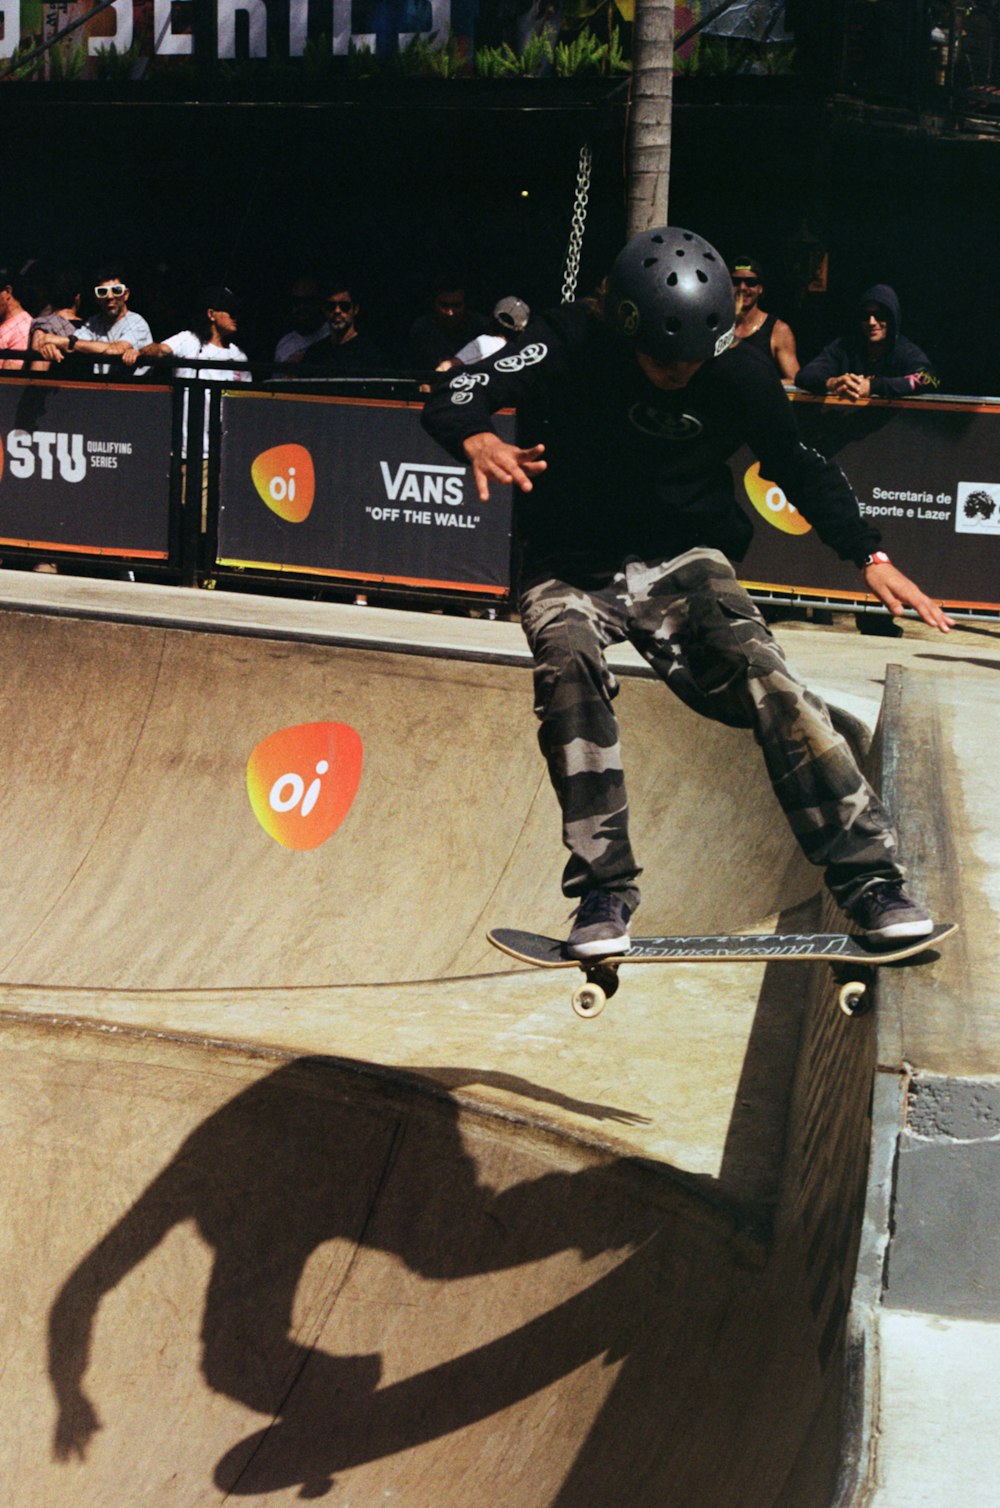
[
  {"xmin": 734, "ymin": 395, "xmax": 1000, "ymax": 612},
  {"xmin": 0, "ymin": 378, "xmax": 173, "ymax": 558},
  {"xmin": 218, "ymin": 390, "xmax": 514, "ymax": 595}
]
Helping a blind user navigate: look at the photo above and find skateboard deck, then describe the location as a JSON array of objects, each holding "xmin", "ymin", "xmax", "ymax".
[{"xmin": 488, "ymin": 923, "xmax": 957, "ymax": 1018}]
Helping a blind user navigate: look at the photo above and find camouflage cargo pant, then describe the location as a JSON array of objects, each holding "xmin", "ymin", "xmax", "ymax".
[{"xmin": 519, "ymin": 547, "xmax": 903, "ymax": 913}]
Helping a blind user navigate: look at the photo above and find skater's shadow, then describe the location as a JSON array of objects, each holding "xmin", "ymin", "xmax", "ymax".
[{"xmin": 47, "ymin": 960, "xmax": 819, "ymax": 1502}]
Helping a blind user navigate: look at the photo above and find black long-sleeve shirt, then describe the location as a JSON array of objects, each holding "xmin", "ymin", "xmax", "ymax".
[{"xmin": 422, "ymin": 301, "xmax": 880, "ymax": 588}]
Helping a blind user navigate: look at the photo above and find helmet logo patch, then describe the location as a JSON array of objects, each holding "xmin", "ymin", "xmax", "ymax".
[
  {"xmin": 618, "ymin": 300, "xmax": 641, "ymax": 338},
  {"xmin": 714, "ymin": 327, "xmax": 735, "ymax": 358}
]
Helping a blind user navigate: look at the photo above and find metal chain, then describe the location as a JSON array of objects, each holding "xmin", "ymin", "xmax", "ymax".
[{"xmin": 561, "ymin": 142, "xmax": 593, "ymax": 304}]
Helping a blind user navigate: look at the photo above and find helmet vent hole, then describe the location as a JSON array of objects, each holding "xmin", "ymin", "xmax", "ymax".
[
  {"xmin": 704, "ymin": 252, "xmax": 716, "ymax": 261},
  {"xmin": 706, "ymin": 313, "xmax": 720, "ymax": 329},
  {"xmin": 675, "ymin": 249, "xmax": 686, "ymax": 258},
  {"xmin": 642, "ymin": 257, "xmax": 658, "ymax": 269},
  {"xmin": 651, "ymin": 234, "xmax": 664, "ymax": 244},
  {"xmin": 683, "ymin": 233, "xmax": 694, "ymax": 241},
  {"xmin": 667, "ymin": 272, "xmax": 678, "ymax": 287},
  {"xmin": 664, "ymin": 317, "xmax": 682, "ymax": 334},
  {"xmin": 696, "ymin": 269, "xmax": 708, "ymax": 284}
]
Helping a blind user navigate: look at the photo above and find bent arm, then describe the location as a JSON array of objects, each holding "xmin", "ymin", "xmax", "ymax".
[
  {"xmin": 771, "ymin": 319, "xmax": 800, "ymax": 382},
  {"xmin": 794, "ymin": 341, "xmax": 845, "ymax": 394}
]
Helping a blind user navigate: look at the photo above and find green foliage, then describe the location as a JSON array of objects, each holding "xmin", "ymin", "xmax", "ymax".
[
  {"xmin": 92, "ymin": 41, "xmax": 143, "ymax": 82},
  {"xmin": 46, "ymin": 38, "xmax": 88, "ymax": 81},
  {"xmin": 553, "ymin": 25, "xmax": 610, "ymax": 77},
  {"xmin": 677, "ymin": 35, "xmax": 797, "ymax": 79},
  {"xmin": 474, "ymin": 34, "xmax": 554, "ymax": 79},
  {"xmin": 388, "ymin": 32, "xmax": 468, "ymax": 77},
  {"xmin": 3, "ymin": 40, "xmax": 44, "ymax": 81}
]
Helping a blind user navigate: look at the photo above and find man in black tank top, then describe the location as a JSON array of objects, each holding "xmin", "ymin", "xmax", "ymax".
[{"xmin": 730, "ymin": 256, "xmax": 799, "ymax": 381}]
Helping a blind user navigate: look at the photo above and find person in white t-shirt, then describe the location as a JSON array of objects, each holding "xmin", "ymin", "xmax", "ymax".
[
  {"xmin": 138, "ymin": 285, "xmax": 251, "ymax": 452},
  {"xmin": 438, "ymin": 295, "xmax": 531, "ymax": 374}
]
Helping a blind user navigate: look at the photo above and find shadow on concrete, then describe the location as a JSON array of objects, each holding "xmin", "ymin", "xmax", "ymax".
[{"xmin": 46, "ymin": 921, "xmax": 848, "ymax": 1506}]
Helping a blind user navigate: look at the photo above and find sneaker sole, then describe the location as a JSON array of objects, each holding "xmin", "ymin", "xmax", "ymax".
[
  {"xmin": 862, "ymin": 917, "xmax": 934, "ymax": 942},
  {"xmin": 567, "ymin": 933, "xmax": 631, "ymax": 960}
]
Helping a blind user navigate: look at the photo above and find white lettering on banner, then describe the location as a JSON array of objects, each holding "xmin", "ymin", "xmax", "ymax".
[
  {"xmin": 139, "ymin": 0, "xmax": 454, "ymax": 57},
  {"xmin": 379, "ymin": 461, "xmax": 465, "ymax": 506},
  {"xmin": 0, "ymin": 0, "xmax": 19, "ymax": 60},
  {"xmin": 6, "ymin": 430, "xmax": 86, "ymax": 483},
  {"xmin": 218, "ymin": 0, "xmax": 268, "ymax": 58},
  {"xmin": 366, "ymin": 505, "xmax": 481, "ymax": 529},
  {"xmin": 153, "ymin": 0, "xmax": 193, "ymax": 55}
]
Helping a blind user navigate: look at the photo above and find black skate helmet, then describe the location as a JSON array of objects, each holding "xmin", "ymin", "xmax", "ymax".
[{"xmin": 607, "ymin": 226, "xmax": 735, "ymax": 364}]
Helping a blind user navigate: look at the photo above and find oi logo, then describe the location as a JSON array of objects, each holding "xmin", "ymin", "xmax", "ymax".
[
  {"xmin": 247, "ymin": 722, "xmax": 363, "ymax": 850},
  {"xmin": 743, "ymin": 462, "xmax": 812, "ymax": 536},
  {"xmin": 251, "ymin": 444, "xmax": 315, "ymax": 522}
]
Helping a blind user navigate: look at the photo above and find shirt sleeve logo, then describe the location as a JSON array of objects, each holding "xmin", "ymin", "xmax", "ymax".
[
  {"xmin": 494, "ymin": 342, "xmax": 548, "ymax": 372},
  {"xmin": 449, "ymin": 371, "xmax": 490, "ymax": 405}
]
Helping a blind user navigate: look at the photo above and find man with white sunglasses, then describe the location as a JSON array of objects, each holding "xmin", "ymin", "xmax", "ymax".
[{"xmin": 76, "ymin": 264, "xmax": 152, "ymax": 376}]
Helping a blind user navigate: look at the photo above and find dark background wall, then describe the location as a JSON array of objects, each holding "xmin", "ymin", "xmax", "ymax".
[{"xmin": 1, "ymin": 83, "xmax": 996, "ymax": 392}]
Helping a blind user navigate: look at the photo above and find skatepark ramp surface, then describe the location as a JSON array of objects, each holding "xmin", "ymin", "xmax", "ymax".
[{"xmin": 0, "ymin": 589, "xmax": 882, "ymax": 1505}]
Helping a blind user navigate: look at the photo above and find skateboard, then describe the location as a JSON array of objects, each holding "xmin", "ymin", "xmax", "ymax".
[{"xmin": 487, "ymin": 924, "xmax": 958, "ymax": 1019}]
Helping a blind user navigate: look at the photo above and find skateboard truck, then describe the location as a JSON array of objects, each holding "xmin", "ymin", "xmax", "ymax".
[{"xmin": 572, "ymin": 963, "xmax": 621, "ymax": 1019}]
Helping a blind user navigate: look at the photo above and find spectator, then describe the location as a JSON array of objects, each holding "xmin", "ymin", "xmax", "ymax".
[
  {"xmin": 0, "ymin": 265, "xmax": 33, "ymax": 370},
  {"xmin": 274, "ymin": 273, "xmax": 329, "ymax": 366},
  {"xmin": 729, "ymin": 257, "xmax": 799, "ymax": 381},
  {"xmin": 448, "ymin": 295, "xmax": 532, "ymax": 368},
  {"xmin": 136, "ymin": 285, "xmax": 251, "ymax": 449},
  {"xmin": 796, "ymin": 284, "xmax": 940, "ymax": 401},
  {"xmin": 76, "ymin": 263, "xmax": 153, "ymax": 376},
  {"xmin": 28, "ymin": 264, "xmax": 136, "ymax": 373},
  {"xmin": 299, "ymin": 278, "xmax": 385, "ymax": 373},
  {"xmin": 408, "ymin": 281, "xmax": 487, "ymax": 371}
]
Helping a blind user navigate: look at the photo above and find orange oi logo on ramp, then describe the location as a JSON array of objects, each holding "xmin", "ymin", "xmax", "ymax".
[
  {"xmin": 744, "ymin": 463, "xmax": 812, "ymax": 536},
  {"xmin": 247, "ymin": 722, "xmax": 363, "ymax": 850},
  {"xmin": 251, "ymin": 444, "xmax": 315, "ymax": 522}
]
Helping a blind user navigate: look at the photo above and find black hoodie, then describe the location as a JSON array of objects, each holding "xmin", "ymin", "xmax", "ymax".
[
  {"xmin": 422, "ymin": 300, "xmax": 881, "ymax": 588},
  {"xmin": 796, "ymin": 284, "xmax": 939, "ymax": 399}
]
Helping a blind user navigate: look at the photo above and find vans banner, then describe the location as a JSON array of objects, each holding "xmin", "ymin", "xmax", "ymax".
[
  {"xmin": 734, "ymin": 396, "xmax": 1000, "ymax": 612},
  {"xmin": 0, "ymin": 379, "xmax": 172, "ymax": 558},
  {"xmin": 218, "ymin": 390, "xmax": 513, "ymax": 594}
]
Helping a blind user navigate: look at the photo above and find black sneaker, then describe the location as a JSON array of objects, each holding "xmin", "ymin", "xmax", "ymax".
[
  {"xmin": 846, "ymin": 880, "xmax": 933, "ymax": 942},
  {"xmin": 567, "ymin": 891, "xmax": 633, "ymax": 959}
]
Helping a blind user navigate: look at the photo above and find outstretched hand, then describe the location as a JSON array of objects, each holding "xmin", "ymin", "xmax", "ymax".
[
  {"xmin": 863, "ymin": 559, "xmax": 954, "ymax": 633},
  {"xmin": 53, "ymin": 1390, "xmax": 102, "ymax": 1461},
  {"xmin": 462, "ymin": 431, "xmax": 546, "ymax": 503}
]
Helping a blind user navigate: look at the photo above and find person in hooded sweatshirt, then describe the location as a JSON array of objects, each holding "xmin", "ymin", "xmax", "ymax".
[{"xmin": 795, "ymin": 284, "xmax": 939, "ymax": 402}]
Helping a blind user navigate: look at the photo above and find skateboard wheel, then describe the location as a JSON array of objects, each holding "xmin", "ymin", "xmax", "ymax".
[
  {"xmin": 572, "ymin": 982, "xmax": 607, "ymax": 1019},
  {"xmin": 838, "ymin": 980, "xmax": 868, "ymax": 1016}
]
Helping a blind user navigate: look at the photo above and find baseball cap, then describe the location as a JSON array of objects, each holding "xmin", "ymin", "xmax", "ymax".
[
  {"xmin": 202, "ymin": 285, "xmax": 241, "ymax": 314},
  {"xmin": 728, "ymin": 257, "xmax": 764, "ymax": 281},
  {"xmin": 494, "ymin": 295, "xmax": 530, "ymax": 334}
]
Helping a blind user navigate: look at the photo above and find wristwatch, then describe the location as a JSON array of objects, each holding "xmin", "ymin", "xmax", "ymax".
[
  {"xmin": 66, "ymin": 334, "xmax": 78, "ymax": 351},
  {"xmin": 862, "ymin": 551, "xmax": 890, "ymax": 568}
]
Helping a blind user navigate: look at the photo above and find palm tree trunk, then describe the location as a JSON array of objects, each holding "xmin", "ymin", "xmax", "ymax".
[{"xmin": 627, "ymin": 0, "xmax": 675, "ymax": 233}]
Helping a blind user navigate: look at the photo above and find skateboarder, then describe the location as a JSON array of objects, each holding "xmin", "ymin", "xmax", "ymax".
[{"xmin": 422, "ymin": 227, "xmax": 954, "ymax": 960}]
